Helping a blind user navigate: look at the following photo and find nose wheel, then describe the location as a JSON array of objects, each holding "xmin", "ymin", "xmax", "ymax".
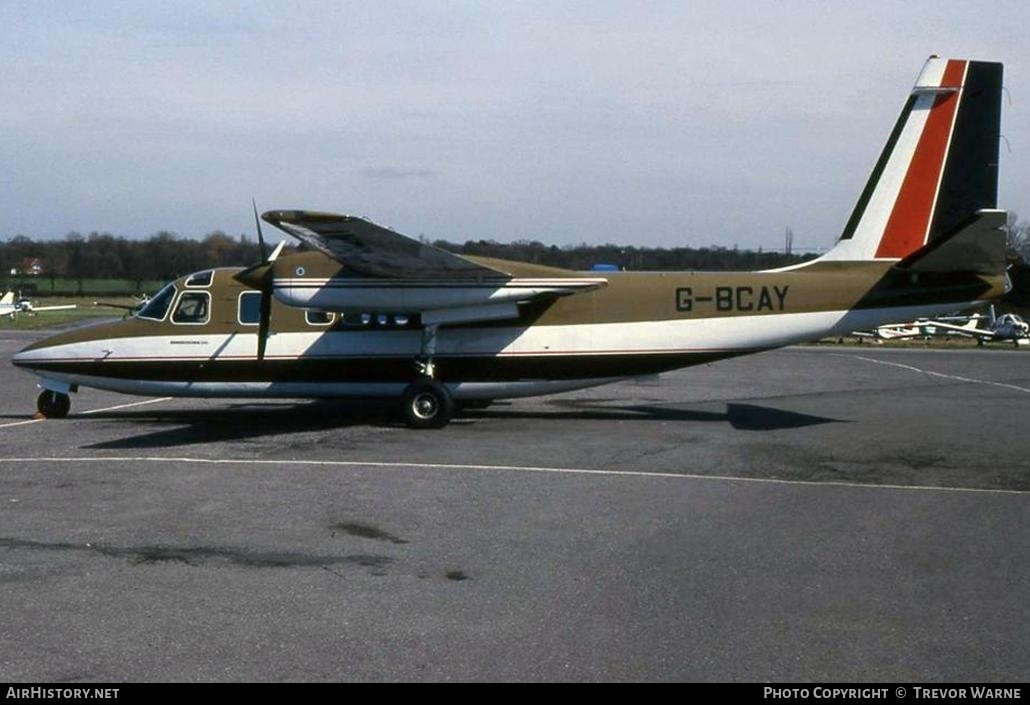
[{"xmin": 37, "ymin": 390, "xmax": 71, "ymax": 419}]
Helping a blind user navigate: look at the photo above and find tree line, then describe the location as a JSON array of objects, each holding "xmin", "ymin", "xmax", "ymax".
[
  {"xmin": 0, "ymin": 229, "xmax": 815, "ymax": 294},
  {"xmin": 1, "ymin": 215, "xmax": 1028, "ymax": 297},
  {"xmin": 0, "ymin": 231, "xmax": 263, "ymax": 293},
  {"xmin": 433, "ymin": 238, "xmax": 810, "ymax": 271}
]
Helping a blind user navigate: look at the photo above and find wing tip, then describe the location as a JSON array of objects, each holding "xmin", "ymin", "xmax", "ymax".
[{"xmin": 261, "ymin": 210, "xmax": 356, "ymax": 225}]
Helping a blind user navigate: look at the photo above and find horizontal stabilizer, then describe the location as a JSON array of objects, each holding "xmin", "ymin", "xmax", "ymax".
[{"xmin": 894, "ymin": 209, "xmax": 1007, "ymax": 275}]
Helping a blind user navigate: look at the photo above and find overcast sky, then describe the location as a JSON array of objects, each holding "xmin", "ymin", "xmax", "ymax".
[{"xmin": 2, "ymin": 1, "xmax": 1028, "ymax": 251}]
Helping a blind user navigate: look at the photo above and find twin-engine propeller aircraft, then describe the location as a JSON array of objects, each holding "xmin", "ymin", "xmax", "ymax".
[{"xmin": 12, "ymin": 56, "xmax": 1010, "ymax": 427}]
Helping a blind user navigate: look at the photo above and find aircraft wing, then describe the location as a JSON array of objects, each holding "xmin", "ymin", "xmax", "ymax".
[
  {"xmin": 918, "ymin": 320, "xmax": 993, "ymax": 339},
  {"xmin": 870, "ymin": 326, "xmax": 925, "ymax": 340},
  {"xmin": 260, "ymin": 209, "xmax": 608, "ymax": 322},
  {"xmin": 262, "ymin": 210, "xmax": 511, "ymax": 280},
  {"xmin": 27, "ymin": 304, "xmax": 77, "ymax": 313}
]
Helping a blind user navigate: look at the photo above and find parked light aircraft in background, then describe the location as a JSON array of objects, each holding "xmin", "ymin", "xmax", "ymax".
[
  {"xmin": 0, "ymin": 292, "xmax": 76, "ymax": 319},
  {"xmin": 861, "ymin": 305, "xmax": 1029, "ymax": 345},
  {"xmin": 12, "ymin": 56, "xmax": 1011, "ymax": 427},
  {"xmin": 853, "ymin": 312, "xmax": 983, "ymax": 340},
  {"xmin": 923, "ymin": 305, "xmax": 1029, "ymax": 345},
  {"xmin": 853, "ymin": 321, "xmax": 937, "ymax": 341}
]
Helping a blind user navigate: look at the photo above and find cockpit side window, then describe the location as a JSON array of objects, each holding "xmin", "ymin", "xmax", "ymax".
[
  {"xmin": 135, "ymin": 283, "xmax": 177, "ymax": 321},
  {"xmin": 185, "ymin": 270, "xmax": 213, "ymax": 287},
  {"xmin": 171, "ymin": 291, "xmax": 211, "ymax": 325}
]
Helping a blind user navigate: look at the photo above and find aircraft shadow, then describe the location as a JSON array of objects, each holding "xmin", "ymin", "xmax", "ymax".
[
  {"xmin": 83, "ymin": 400, "xmax": 396, "ymax": 450},
  {"xmin": 83, "ymin": 400, "xmax": 841, "ymax": 450},
  {"xmin": 472, "ymin": 401, "xmax": 841, "ymax": 431}
]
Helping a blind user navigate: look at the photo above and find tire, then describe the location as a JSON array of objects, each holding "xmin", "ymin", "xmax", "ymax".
[
  {"xmin": 401, "ymin": 379, "xmax": 454, "ymax": 429},
  {"xmin": 37, "ymin": 390, "xmax": 71, "ymax": 419}
]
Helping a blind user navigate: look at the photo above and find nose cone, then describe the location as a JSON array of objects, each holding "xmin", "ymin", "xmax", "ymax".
[
  {"xmin": 12, "ymin": 339, "xmax": 58, "ymax": 373},
  {"xmin": 11, "ymin": 334, "xmax": 58, "ymax": 370},
  {"xmin": 11, "ymin": 346, "xmax": 36, "ymax": 369},
  {"xmin": 11, "ymin": 320, "xmax": 127, "ymax": 373}
]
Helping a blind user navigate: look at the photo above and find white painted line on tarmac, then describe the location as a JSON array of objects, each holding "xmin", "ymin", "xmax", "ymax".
[
  {"xmin": 0, "ymin": 418, "xmax": 45, "ymax": 430},
  {"xmin": 0, "ymin": 396, "xmax": 172, "ymax": 430},
  {"xmin": 840, "ymin": 354, "xmax": 1030, "ymax": 394},
  {"xmin": 78, "ymin": 397, "xmax": 173, "ymax": 415},
  {"xmin": 0, "ymin": 455, "xmax": 1026, "ymax": 496}
]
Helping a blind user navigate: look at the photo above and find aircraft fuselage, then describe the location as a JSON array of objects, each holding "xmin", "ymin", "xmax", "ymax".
[{"xmin": 12, "ymin": 256, "xmax": 1006, "ymax": 402}]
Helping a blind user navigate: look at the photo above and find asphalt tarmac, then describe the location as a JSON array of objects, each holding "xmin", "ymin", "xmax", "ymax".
[{"xmin": 1, "ymin": 328, "xmax": 1028, "ymax": 682}]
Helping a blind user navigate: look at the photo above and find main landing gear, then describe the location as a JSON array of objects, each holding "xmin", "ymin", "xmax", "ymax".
[
  {"xmin": 400, "ymin": 323, "xmax": 454, "ymax": 429},
  {"xmin": 400, "ymin": 377, "xmax": 454, "ymax": 429},
  {"xmin": 37, "ymin": 390, "xmax": 71, "ymax": 419}
]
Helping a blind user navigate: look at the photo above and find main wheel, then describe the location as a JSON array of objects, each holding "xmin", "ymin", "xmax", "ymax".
[
  {"xmin": 401, "ymin": 379, "xmax": 454, "ymax": 429},
  {"xmin": 37, "ymin": 390, "xmax": 71, "ymax": 419}
]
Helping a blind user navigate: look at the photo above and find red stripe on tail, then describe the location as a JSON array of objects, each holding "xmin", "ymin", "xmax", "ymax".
[{"xmin": 875, "ymin": 59, "xmax": 966, "ymax": 258}]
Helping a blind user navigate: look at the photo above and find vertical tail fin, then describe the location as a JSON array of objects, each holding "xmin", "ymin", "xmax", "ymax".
[
  {"xmin": 822, "ymin": 56, "xmax": 1003, "ymax": 262},
  {"xmin": 0, "ymin": 292, "xmax": 13, "ymax": 306}
]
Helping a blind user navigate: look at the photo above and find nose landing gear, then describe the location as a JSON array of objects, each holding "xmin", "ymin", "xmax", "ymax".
[{"xmin": 37, "ymin": 390, "xmax": 71, "ymax": 419}]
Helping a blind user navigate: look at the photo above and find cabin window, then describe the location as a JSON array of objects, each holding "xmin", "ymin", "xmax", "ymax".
[
  {"xmin": 185, "ymin": 270, "xmax": 213, "ymax": 288},
  {"xmin": 136, "ymin": 284, "xmax": 176, "ymax": 322},
  {"xmin": 306, "ymin": 310, "xmax": 334, "ymax": 326},
  {"xmin": 171, "ymin": 291, "xmax": 211, "ymax": 325},
  {"xmin": 238, "ymin": 291, "xmax": 261, "ymax": 325}
]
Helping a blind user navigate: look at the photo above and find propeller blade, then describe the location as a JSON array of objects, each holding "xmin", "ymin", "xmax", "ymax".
[
  {"xmin": 244, "ymin": 202, "xmax": 282, "ymax": 361},
  {"xmin": 256, "ymin": 267, "xmax": 273, "ymax": 361},
  {"xmin": 253, "ymin": 198, "xmax": 268, "ymax": 263},
  {"xmin": 268, "ymin": 240, "xmax": 286, "ymax": 262}
]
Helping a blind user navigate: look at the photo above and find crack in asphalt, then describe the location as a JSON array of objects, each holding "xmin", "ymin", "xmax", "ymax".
[{"xmin": 0, "ymin": 537, "xmax": 394, "ymax": 570}]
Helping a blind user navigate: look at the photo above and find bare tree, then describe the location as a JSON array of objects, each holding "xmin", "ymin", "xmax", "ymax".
[{"xmin": 1005, "ymin": 212, "xmax": 1030, "ymax": 263}]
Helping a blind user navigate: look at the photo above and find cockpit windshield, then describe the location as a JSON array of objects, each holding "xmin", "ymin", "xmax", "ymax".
[{"xmin": 135, "ymin": 283, "xmax": 177, "ymax": 321}]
